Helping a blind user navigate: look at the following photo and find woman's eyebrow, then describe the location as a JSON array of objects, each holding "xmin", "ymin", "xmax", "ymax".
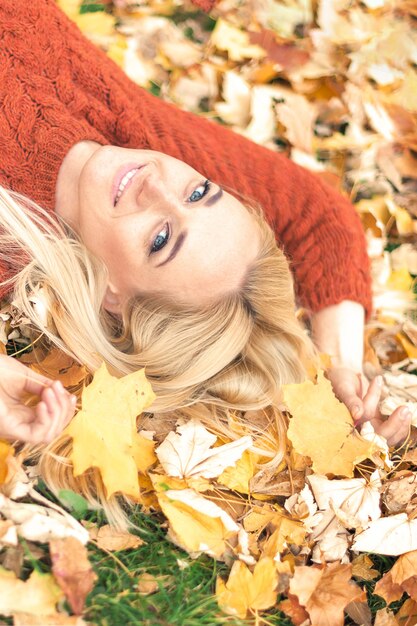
[
  {"xmin": 205, "ymin": 187, "xmax": 223, "ymax": 206},
  {"xmin": 156, "ymin": 231, "xmax": 187, "ymax": 267}
]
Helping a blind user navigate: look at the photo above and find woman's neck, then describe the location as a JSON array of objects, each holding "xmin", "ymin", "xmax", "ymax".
[{"xmin": 55, "ymin": 140, "xmax": 101, "ymax": 228}]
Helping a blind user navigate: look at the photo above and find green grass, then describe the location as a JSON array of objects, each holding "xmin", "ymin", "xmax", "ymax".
[{"xmin": 82, "ymin": 507, "xmax": 292, "ymax": 626}]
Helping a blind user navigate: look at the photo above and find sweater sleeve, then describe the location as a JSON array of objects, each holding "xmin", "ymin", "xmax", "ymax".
[
  {"xmin": 0, "ymin": 0, "xmax": 107, "ymax": 211},
  {"xmin": 0, "ymin": 0, "xmax": 372, "ymax": 318}
]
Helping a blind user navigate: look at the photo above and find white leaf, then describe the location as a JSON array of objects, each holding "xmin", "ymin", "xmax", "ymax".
[
  {"xmin": 308, "ymin": 471, "xmax": 381, "ymax": 528},
  {"xmin": 285, "ymin": 484, "xmax": 318, "ymax": 531},
  {"xmin": 215, "ymin": 71, "xmax": 251, "ymax": 127},
  {"xmin": 360, "ymin": 422, "xmax": 393, "ymax": 469},
  {"xmin": 156, "ymin": 419, "xmax": 252, "ymax": 479},
  {"xmin": 310, "ymin": 509, "xmax": 350, "ymax": 563},
  {"xmin": 0, "ymin": 494, "xmax": 89, "ymax": 545},
  {"xmin": 165, "ymin": 488, "xmax": 240, "ymax": 533},
  {"xmin": 352, "ymin": 513, "xmax": 417, "ymax": 555}
]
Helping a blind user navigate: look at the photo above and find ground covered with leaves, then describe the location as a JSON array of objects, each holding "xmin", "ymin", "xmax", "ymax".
[{"xmin": 2, "ymin": 0, "xmax": 417, "ymax": 625}]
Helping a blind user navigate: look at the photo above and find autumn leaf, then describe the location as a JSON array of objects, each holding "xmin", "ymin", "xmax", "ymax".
[
  {"xmin": 88, "ymin": 524, "xmax": 143, "ymax": 551},
  {"xmin": 278, "ymin": 595, "xmax": 310, "ymax": 626},
  {"xmin": 151, "ymin": 475, "xmax": 241, "ymax": 560},
  {"xmin": 308, "ymin": 471, "xmax": 381, "ymax": 528},
  {"xmin": 375, "ymin": 550, "xmax": 417, "ymax": 604},
  {"xmin": 283, "ymin": 371, "xmax": 377, "ymax": 477},
  {"xmin": 261, "ymin": 514, "xmax": 306, "ymax": 558},
  {"xmin": 28, "ymin": 349, "xmax": 88, "ymax": 388},
  {"xmin": 64, "ymin": 363, "xmax": 155, "ymax": 498},
  {"xmin": 310, "ymin": 509, "xmax": 350, "ymax": 563},
  {"xmin": 216, "ymin": 558, "xmax": 278, "ymax": 619},
  {"xmin": 374, "ymin": 608, "xmax": 399, "ymax": 626},
  {"xmin": 289, "ymin": 562, "xmax": 363, "ymax": 626},
  {"xmin": 137, "ymin": 572, "xmax": 160, "ymax": 595},
  {"xmin": 155, "ymin": 419, "xmax": 252, "ymax": 480},
  {"xmin": 352, "ymin": 513, "xmax": 417, "ymax": 556},
  {"xmin": 351, "ymin": 554, "xmax": 380, "ymax": 581},
  {"xmin": 0, "ymin": 493, "xmax": 89, "ymax": 545},
  {"xmin": 210, "ymin": 19, "xmax": 266, "ymax": 62},
  {"xmin": 50, "ymin": 537, "xmax": 97, "ymax": 615},
  {"xmin": 217, "ymin": 450, "xmax": 258, "ymax": 494},
  {"xmin": 0, "ymin": 567, "xmax": 63, "ymax": 616}
]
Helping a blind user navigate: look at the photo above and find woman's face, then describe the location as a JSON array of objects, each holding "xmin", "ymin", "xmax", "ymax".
[{"xmin": 69, "ymin": 146, "xmax": 260, "ymax": 311}]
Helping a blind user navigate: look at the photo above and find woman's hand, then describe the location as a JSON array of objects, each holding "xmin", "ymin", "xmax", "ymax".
[
  {"xmin": 0, "ymin": 354, "xmax": 76, "ymax": 444},
  {"xmin": 326, "ymin": 366, "xmax": 412, "ymax": 446}
]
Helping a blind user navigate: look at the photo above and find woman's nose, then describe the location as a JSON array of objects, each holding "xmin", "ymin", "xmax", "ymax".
[{"xmin": 135, "ymin": 171, "xmax": 183, "ymax": 215}]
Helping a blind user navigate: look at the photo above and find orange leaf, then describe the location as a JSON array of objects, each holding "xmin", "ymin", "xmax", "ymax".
[
  {"xmin": 289, "ymin": 563, "xmax": 363, "ymax": 626},
  {"xmin": 49, "ymin": 537, "xmax": 97, "ymax": 615}
]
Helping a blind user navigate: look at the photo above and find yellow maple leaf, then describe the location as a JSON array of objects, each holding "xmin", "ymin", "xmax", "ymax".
[
  {"xmin": 283, "ymin": 371, "xmax": 376, "ymax": 477},
  {"xmin": 131, "ymin": 433, "xmax": 157, "ymax": 474},
  {"xmin": 217, "ymin": 450, "xmax": 258, "ymax": 494},
  {"xmin": 210, "ymin": 19, "xmax": 266, "ymax": 62},
  {"xmin": 386, "ymin": 268, "xmax": 414, "ymax": 292},
  {"xmin": 151, "ymin": 475, "xmax": 239, "ymax": 559},
  {"xmin": 216, "ymin": 558, "xmax": 278, "ymax": 619},
  {"xmin": 261, "ymin": 515, "xmax": 306, "ymax": 558},
  {"xmin": 64, "ymin": 364, "xmax": 155, "ymax": 498},
  {"xmin": 0, "ymin": 568, "xmax": 63, "ymax": 616}
]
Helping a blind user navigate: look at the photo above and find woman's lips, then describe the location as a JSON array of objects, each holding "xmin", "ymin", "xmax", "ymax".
[{"xmin": 112, "ymin": 163, "xmax": 143, "ymax": 206}]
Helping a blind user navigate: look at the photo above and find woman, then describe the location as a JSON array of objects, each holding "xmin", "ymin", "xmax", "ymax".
[{"xmin": 0, "ymin": 0, "xmax": 409, "ymax": 457}]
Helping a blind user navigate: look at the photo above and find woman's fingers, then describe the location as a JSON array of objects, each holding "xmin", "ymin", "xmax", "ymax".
[
  {"xmin": 370, "ymin": 406, "xmax": 412, "ymax": 447},
  {"xmin": 21, "ymin": 381, "xmax": 77, "ymax": 444},
  {"xmin": 23, "ymin": 368, "xmax": 52, "ymax": 396},
  {"xmin": 327, "ymin": 368, "xmax": 365, "ymax": 420},
  {"xmin": 355, "ymin": 376, "xmax": 383, "ymax": 426}
]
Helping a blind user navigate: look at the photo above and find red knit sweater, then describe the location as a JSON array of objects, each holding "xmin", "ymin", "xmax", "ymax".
[{"xmin": 0, "ymin": 0, "xmax": 372, "ymax": 317}]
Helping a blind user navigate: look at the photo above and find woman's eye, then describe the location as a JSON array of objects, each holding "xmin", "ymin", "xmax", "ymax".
[
  {"xmin": 151, "ymin": 224, "xmax": 170, "ymax": 254},
  {"xmin": 188, "ymin": 180, "xmax": 211, "ymax": 203}
]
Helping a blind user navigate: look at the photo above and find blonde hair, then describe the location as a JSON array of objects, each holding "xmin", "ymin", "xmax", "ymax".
[{"xmin": 0, "ymin": 186, "xmax": 317, "ymax": 527}]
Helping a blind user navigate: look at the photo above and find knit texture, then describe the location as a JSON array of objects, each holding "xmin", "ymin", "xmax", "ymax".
[
  {"xmin": 0, "ymin": 0, "xmax": 372, "ymax": 317},
  {"xmin": 190, "ymin": 0, "xmax": 217, "ymax": 12}
]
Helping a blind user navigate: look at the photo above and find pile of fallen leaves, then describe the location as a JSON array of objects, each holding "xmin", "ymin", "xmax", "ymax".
[
  {"xmin": 2, "ymin": 0, "xmax": 417, "ymax": 624},
  {"xmin": 3, "ymin": 356, "xmax": 417, "ymax": 624}
]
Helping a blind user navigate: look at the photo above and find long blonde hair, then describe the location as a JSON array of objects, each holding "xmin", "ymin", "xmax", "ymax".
[{"xmin": 0, "ymin": 186, "xmax": 317, "ymax": 526}]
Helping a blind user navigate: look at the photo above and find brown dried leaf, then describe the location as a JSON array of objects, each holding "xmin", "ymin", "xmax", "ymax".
[
  {"xmin": 278, "ymin": 595, "xmax": 310, "ymax": 625},
  {"xmin": 49, "ymin": 537, "xmax": 97, "ymax": 615},
  {"xmin": 137, "ymin": 572, "xmax": 160, "ymax": 595},
  {"xmin": 351, "ymin": 554, "xmax": 380, "ymax": 581},
  {"xmin": 248, "ymin": 30, "xmax": 310, "ymax": 72},
  {"xmin": 383, "ymin": 471, "xmax": 417, "ymax": 514},
  {"xmin": 395, "ymin": 598, "xmax": 417, "ymax": 625},
  {"xmin": 345, "ymin": 594, "xmax": 372, "ymax": 626},
  {"xmin": 289, "ymin": 563, "xmax": 363, "ymax": 626},
  {"xmin": 374, "ymin": 608, "xmax": 399, "ymax": 626},
  {"xmin": 389, "ymin": 550, "xmax": 417, "ymax": 602},
  {"xmin": 89, "ymin": 524, "xmax": 144, "ymax": 551},
  {"xmin": 374, "ymin": 571, "xmax": 404, "ymax": 605},
  {"xmin": 28, "ymin": 349, "xmax": 88, "ymax": 389},
  {"xmin": 0, "ymin": 544, "xmax": 24, "ymax": 577}
]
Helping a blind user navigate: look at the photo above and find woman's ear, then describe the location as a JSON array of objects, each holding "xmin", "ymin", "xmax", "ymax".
[{"xmin": 102, "ymin": 284, "xmax": 123, "ymax": 314}]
